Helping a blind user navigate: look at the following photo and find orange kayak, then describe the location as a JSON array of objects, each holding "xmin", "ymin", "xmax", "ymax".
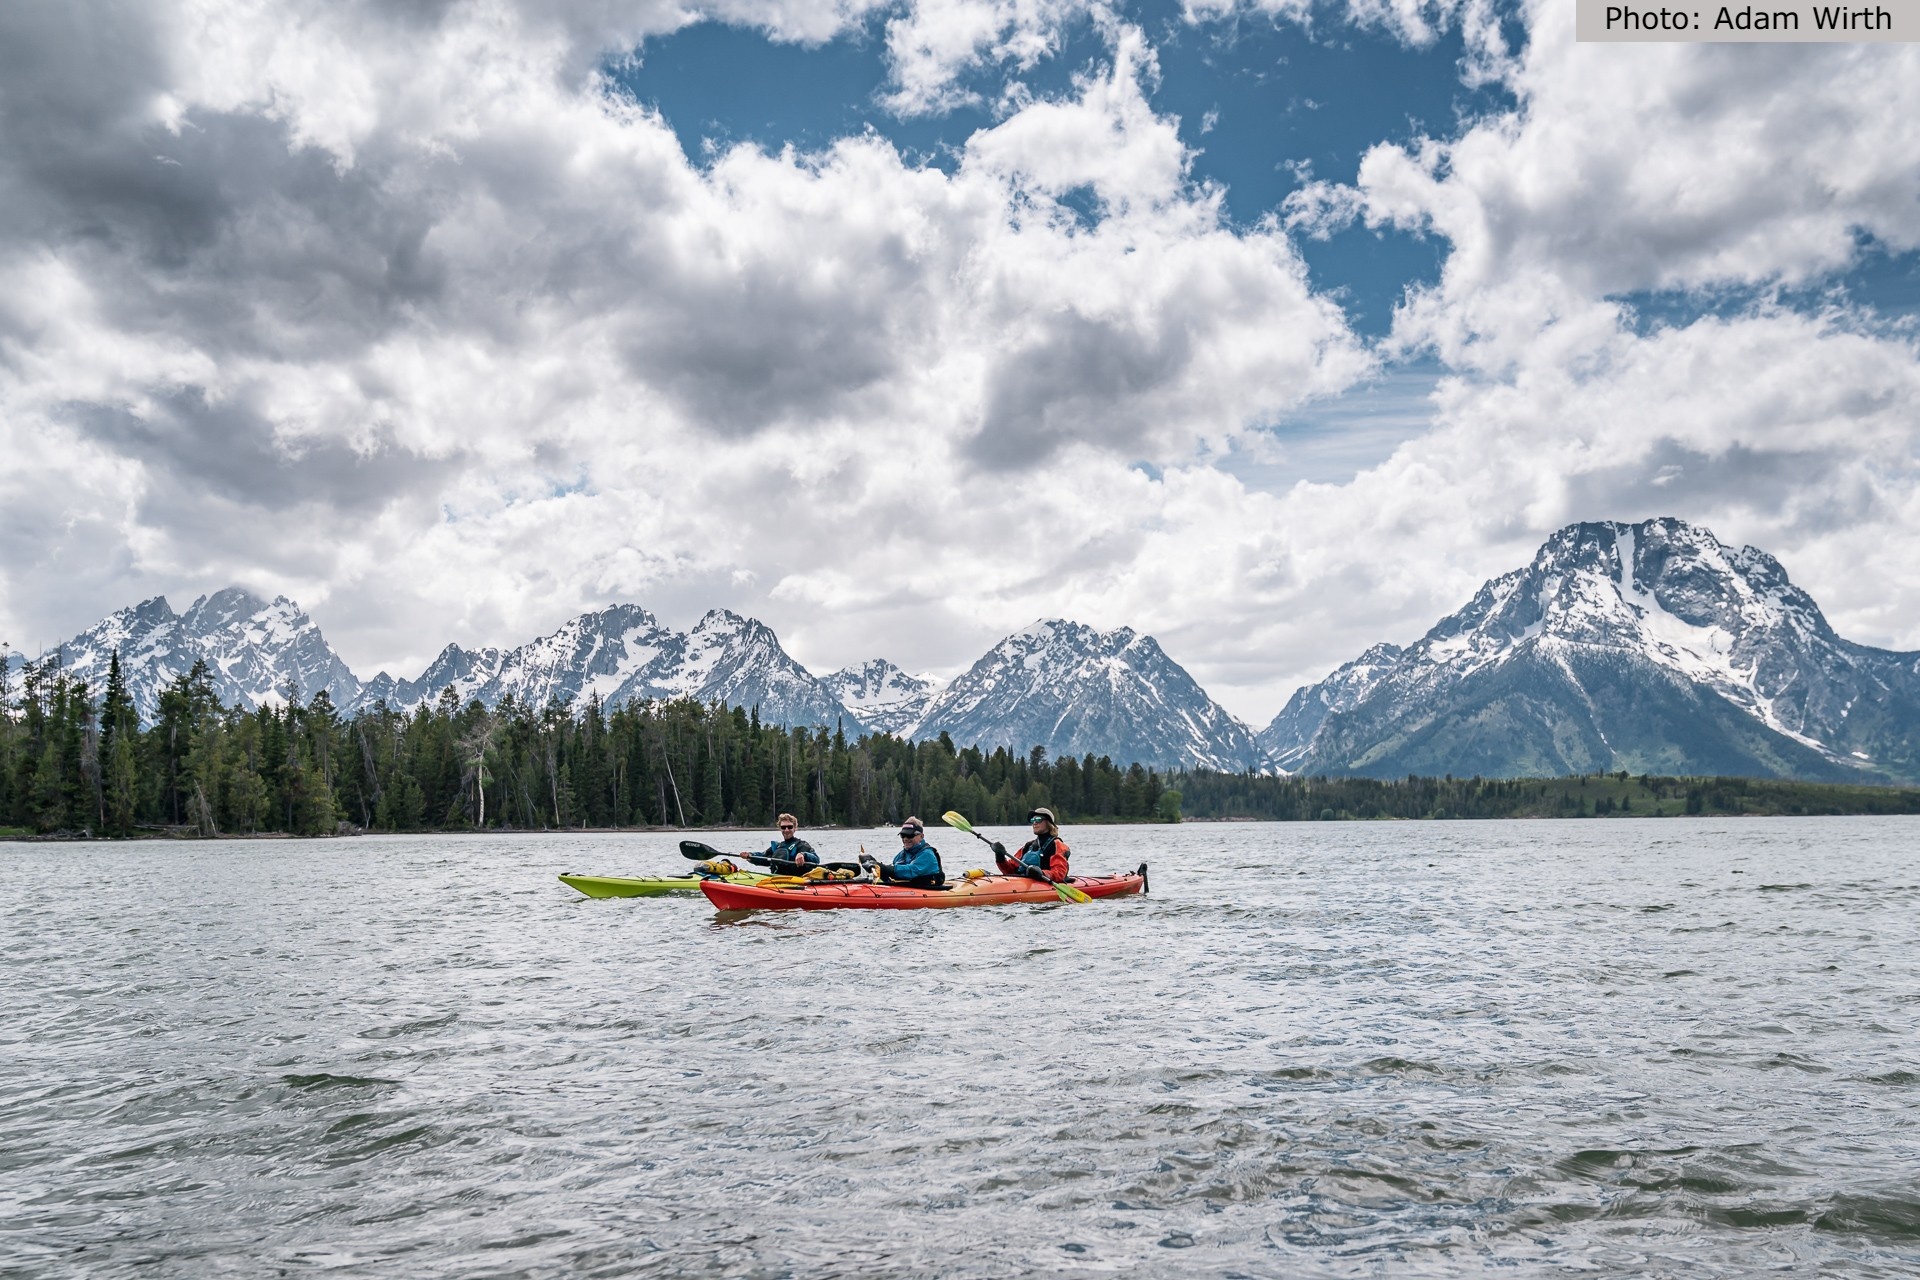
[{"xmin": 699, "ymin": 865, "xmax": 1149, "ymax": 910}]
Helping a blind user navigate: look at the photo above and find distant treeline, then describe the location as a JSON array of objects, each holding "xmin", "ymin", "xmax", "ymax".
[
  {"xmin": 0, "ymin": 655, "xmax": 1179, "ymax": 837},
  {"xmin": 5, "ymin": 653, "xmax": 1917, "ymax": 839},
  {"xmin": 1169, "ymin": 770, "xmax": 1920, "ymax": 820}
]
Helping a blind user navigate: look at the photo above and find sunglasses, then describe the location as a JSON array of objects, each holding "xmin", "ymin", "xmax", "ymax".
[
  {"xmin": 779, "ymin": 825, "xmax": 795, "ymax": 831},
  {"xmin": 898, "ymin": 830, "xmax": 919, "ymax": 838}
]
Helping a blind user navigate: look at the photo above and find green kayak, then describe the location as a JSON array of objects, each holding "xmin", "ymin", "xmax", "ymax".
[{"xmin": 559, "ymin": 871, "xmax": 761, "ymax": 899}]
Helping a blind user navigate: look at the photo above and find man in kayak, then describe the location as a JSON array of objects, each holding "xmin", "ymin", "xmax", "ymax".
[
  {"xmin": 744, "ymin": 813, "xmax": 820, "ymax": 874},
  {"xmin": 993, "ymin": 807, "xmax": 1071, "ymax": 882},
  {"xmin": 866, "ymin": 817, "xmax": 945, "ymax": 888}
]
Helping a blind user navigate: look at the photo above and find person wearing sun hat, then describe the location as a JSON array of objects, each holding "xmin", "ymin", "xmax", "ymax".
[
  {"xmin": 867, "ymin": 816, "xmax": 945, "ymax": 888},
  {"xmin": 994, "ymin": 806, "xmax": 1071, "ymax": 882}
]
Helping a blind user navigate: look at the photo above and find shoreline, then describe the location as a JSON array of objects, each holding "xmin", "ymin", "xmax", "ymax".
[{"xmin": 5, "ymin": 810, "xmax": 1916, "ymax": 844}]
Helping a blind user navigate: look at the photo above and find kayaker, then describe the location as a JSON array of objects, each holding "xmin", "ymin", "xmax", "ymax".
[
  {"xmin": 746, "ymin": 813, "xmax": 819, "ymax": 873},
  {"xmin": 994, "ymin": 807, "xmax": 1071, "ymax": 882},
  {"xmin": 868, "ymin": 817, "xmax": 945, "ymax": 888}
]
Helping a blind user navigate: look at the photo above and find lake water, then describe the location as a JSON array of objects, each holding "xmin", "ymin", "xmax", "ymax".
[{"xmin": 3, "ymin": 819, "xmax": 1917, "ymax": 1277}]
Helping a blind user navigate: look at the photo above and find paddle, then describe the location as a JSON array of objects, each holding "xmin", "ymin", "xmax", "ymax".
[
  {"xmin": 940, "ymin": 811, "xmax": 1091, "ymax": 904},
  {"xmin": 677, "ymin": 838, "xmax": 857, "ymax": 878}
]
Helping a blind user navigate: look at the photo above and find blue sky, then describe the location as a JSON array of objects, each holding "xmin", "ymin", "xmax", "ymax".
[{"xmin": 616, "ymin": 1, "xmax": 1503, "ymax": 338}]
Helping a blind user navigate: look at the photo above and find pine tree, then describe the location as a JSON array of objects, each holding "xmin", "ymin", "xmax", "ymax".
[
  {"xmin": 224, "ymin": 713, "xmax": 270, "ymax": 834},
  {"xmin": 99, "ymin": 651, "xmax": 135, "ymax": 752},
  {"xmin": 33, "ymin": 732, "xmax": 66, "ymax": 832},
  {"xmin": 696, "ymin": 730, "xmax": 723, "ymax": 823},
  {"xmin": 293, "ymin": 756, "xmax": 338, "ymax": 835},
  {"xmin": 105, "ymin": 729, "xmax": 138, "ymax": 836}
]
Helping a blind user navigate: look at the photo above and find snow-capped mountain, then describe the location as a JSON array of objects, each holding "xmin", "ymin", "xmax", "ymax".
[
  {"xmin": 354, "ymin": 605, "xmax": 856, "ymax": 729},
  {"xmin": 1257, "ymin": 642, "xmax": 1403, "ymax": 771},
  {"xmin": 913, "ymin": 620, "xmax": 1267, "ymax": 771},
  {"xmin": 358, "ymin": 642, "xmax": 508, "ymax": 713},
  {"xmin": 673, "ymin": 609, "xmax": 857, "ymax": 728},
  {"xmin": 361, "ymin": 604, "xmax": 678, "ymax": 713},
  {"xmin": 822, "ymin": 659, "xmax": 940, "ymax": 736},
  {"xmin": 26, "ymin": 588, "xmax": 363, "ymax": 722},
  {"xmin": 1287, "ymin": 518, "xmax": 1920, "ymax": 782}
]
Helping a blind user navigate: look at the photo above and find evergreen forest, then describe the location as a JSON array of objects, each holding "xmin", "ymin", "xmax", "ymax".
[
  {"xmin": 1173, "ymin": 769, "xmax": 1920, "ymax": 820},
  {"xmin": 0, "ymin": 655, "xmax": 1178, "ymax": 837}
]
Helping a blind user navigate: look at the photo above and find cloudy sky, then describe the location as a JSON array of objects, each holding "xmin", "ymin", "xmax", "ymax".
[{"xmin": 3, "ymin": 0, "xmax": 1917, "ymax": 724}]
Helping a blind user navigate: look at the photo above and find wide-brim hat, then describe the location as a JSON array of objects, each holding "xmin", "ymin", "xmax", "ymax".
[{"xmin": 1028, "ymin": 807, "xmax": 1057, "ymax": 825}]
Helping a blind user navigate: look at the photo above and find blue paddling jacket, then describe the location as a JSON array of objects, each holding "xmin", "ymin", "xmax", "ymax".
[
  {"xmin": 888, "ymin": 838, "xmax": 942, "ymax": 880},
  {"xmin": 763, "ymin": 836, "xmax": 819, "ymax": 868}
]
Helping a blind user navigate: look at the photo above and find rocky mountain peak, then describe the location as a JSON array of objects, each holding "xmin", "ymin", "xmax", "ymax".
[
  {"xmin": 1419, "ymin": 518, "xmax": 1842, "ymax": 712},
  {"xmin": 1281, "ymin": 517, "xmax": 1920, "ymax": 782},
  {"xmin": 339, "ymin": 603, "xmax": 852, "ymax": 729},
  {"xmin": 916, "ymin": 619, "xmax": 1265, "ymax": 771},
  {"xmin": 823, "ymin": 659, "xmax": 940, "ymax": 737},
  {"xmin": 126, "ymin": 595, "xmax": 177, "ymax": 627},
  {"xmin": 180, "ymin": 587, "xmax": 273, "ymax": 634},
  {"xmin": 1258, "ymin": 641, "xmax": 1406, "ymax": 770},
  {"xmin": 34, "ymin": 585, "xmax": 362, "ymax": 722}
]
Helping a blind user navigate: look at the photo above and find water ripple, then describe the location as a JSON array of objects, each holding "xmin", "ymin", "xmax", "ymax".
[{"xmin": 3, "ymin": 818, "xmax": 1918, "ymax": 1276}]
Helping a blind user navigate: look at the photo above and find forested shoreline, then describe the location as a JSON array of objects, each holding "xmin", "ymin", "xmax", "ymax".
[
  {"xmin": 3, "ymin": 652, "xmax": 1916, "ymax": 840},
  {"xmin": 1175, "ymin": 771, "xmax": 1920, "ymax": 820},
  {"xmin": 0, "ymin": 655, "xmax": 1179, "ymax": 838}
]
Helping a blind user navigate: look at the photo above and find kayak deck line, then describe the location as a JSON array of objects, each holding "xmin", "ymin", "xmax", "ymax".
[{"xmin": 699, "ymin": 863, "xmax": 1149, "ymax": 911}]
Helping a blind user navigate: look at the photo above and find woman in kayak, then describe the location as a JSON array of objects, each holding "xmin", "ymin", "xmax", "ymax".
[
  {"xmin": 869, "ymin": 817, "xmax": 945, "ymax": 888},
  {"xmin": 747, "ymin": 813, "xmax": 819, "ymax": 873},
  {"xmin": 994, "ymin": 807, "xmax": 1071, "ymax": 882}
]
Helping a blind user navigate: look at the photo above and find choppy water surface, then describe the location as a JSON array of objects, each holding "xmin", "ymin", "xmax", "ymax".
[{"xmin": 4, "ymin": 819, "xmax": 1918, "ymax": 1277}]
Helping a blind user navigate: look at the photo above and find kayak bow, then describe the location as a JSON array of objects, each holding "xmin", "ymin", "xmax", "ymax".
[{"xmin": 560, "ymin": 871, "xmax": 760, "ymax": 899}]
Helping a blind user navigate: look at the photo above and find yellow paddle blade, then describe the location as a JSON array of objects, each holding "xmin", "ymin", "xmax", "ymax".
[
  {"xmin": 1055, "ymin": 881, "xmax": 1093, "ymax": 904},
  {"xmin": 940, "ymin": 810, "xmax": 974, "ymax": 834}
]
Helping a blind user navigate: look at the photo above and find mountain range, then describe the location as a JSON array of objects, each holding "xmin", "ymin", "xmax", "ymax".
[
  {"xmin": 9, "ymin": 517, "xmax": 1918, "ymax": 783},
  {"xmin": 355, "ymin": 605, "xmax": 851, "ymax": 730},
  {"xmin": 8, "ymin": 591, "xmax": 1258, "ymax": 771}
]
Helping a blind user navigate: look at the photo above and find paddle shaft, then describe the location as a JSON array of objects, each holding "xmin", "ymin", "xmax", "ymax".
[{"xmin": 678, "ymin": 838, "xmax": 856, "ymax": 876}]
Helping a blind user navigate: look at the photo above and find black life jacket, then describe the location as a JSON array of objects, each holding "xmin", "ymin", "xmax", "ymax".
[{"xmin": 1020, "ymin": 834, "xmax": 1060, "ymax": 869}]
